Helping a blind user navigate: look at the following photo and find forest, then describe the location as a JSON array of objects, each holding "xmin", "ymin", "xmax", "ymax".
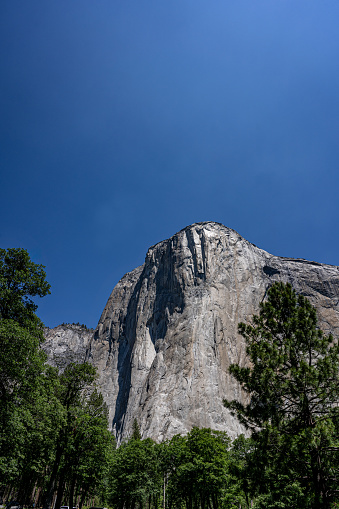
[{"xmin": 1, "ymin": 249, "xmax": 339, "ymax": 509}]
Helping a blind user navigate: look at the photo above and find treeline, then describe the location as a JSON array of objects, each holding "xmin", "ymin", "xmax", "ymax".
[
  {"xmin": 106, "ymin": 424, "xmax": 249, "ymax": 509},
  {"xmin": 1, "ymin": 249, "xmax": 339, "ymax": 508},
  {"xmin": 0, "ymin": 248, "xmax": 114, "ymax": 507},
  {"xmin": 1, "ymin": 357, "xmax": 113, "ymax": 507},
  {"xmin": 103, "ymin": 400, "xmax": 339, "ymax": 509}
]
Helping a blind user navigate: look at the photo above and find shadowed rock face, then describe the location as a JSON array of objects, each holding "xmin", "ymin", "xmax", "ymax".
[{"xmin": 84, "ymin": 222, "xmax": 339, "ymax": 443}]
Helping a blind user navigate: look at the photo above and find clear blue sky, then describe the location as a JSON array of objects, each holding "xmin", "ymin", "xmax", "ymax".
[{"xmin": 1, "ymin": 1, "xmax": 339, "ymax": 329}]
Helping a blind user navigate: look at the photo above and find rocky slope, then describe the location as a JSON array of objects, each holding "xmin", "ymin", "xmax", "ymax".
[
  {"xmin": 83, "ymin": 222, "xmax": 339, "ymax": 443},
  {"xmin": 43, "ymin": 323, "xmax": 93, "ymax": 371}
]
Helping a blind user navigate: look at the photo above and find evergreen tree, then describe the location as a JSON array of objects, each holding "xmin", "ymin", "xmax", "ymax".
[
  {"xmin": 43, "ymin": 362, "xmax": 97, "ymax": 509},
  {"xmin": 0, "ymin": 248, "xmax": 51, "ymax": 490},
  {"xmin": 224, "ymin": 282, "xmax": 339, "ymax": 508},
  {"xmin": 0, "ymin": 247, "xmax": 50, "ymax": 333},
  {"xmin": 0, "ymin": 249, "xmax": 114, "ymax": 506},
  {"xmin": 131, "ymin": 418, "xmax": 142, "ymax": 440}
]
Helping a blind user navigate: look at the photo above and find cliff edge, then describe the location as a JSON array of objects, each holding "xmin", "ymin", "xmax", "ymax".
[{"xmin": 85, "ymin": 222, "xmax": 339, "ymax": 442}]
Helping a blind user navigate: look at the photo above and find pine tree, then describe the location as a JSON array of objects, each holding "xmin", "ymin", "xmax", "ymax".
[
  {"xmin": 224, "ymin": 282, "xmax": 339, "ymax": 508},
  {"xmin": 131, "ymin": 418, "xmax": 142, "ymax": 440}
]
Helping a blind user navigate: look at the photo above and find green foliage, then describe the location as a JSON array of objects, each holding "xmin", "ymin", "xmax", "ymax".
[
  {"xmin": 60, "ymin": 322, "xmax": 94, "ymax": 331},
  {"xmin": 107, "ymin": 436, "xmax": 161, "ymax": 509},
  {"xmin": 72, "ymin": 390, "xmax": 114, "ymax": 502},
  {"xmin": 131, "ymin": 418, "xmax": 142, "ymax": 440},
  {"xmin": 0, "ymin": 248, "xmax": 113, "ymax": 507},
  {"xmin": 0, "ymin": 319, "xmax": 47, "ymax": 404},
  {"xmin": 227, "ymin": 434, "xmax": 255, "ymax": 507},
  {"xmin": 0, "ymin": 248, "xmax": 50, "ymax": 333},
  {"xmin": 164, "ymin": 427, "xmax": 232, "ymax": 509},
  {"xmin": 59, "ymin": 361, "xmax": 97, "ymax": 407},
  {"xmin": 0, "ymin": 248, "xmax": 50, "ymax": 489},
  {"xmin": 13, "ymin": 365, "xmax": 65, "ymax": 502},
  {"xmin": 44, "ymin": 362, "xmax": 113, "ymax": 509},
  {"xmin": 224, "ymin": 282, "xmax": 339, "ymax": 508},
  {"xmin": 105, "ymin": 427, "xmax": 248, "ymax": 509}
]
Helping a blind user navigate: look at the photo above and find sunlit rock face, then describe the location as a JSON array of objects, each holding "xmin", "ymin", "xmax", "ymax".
[
  {"xmin": 43, "ymin": 324, "xmax": 93, "ymax": 371},
  {"xmin": 85, "ymin": 222, "xmax": 339, "ymax": 443}
]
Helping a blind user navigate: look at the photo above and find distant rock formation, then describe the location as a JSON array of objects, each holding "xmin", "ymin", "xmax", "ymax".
[
  {"xmin": 43, "ymin": 323, "xmax": 93, "ymax": 371},
  {"xmin": 45, "ymin": 222, "xmax": 339, "ymax": 443}
]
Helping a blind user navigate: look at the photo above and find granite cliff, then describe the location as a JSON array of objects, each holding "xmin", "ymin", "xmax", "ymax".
[
  {"xmin": 44, "ymin": 222, "xmax": 339, "ymax": 443},
  {"xmin": 43, "ymin": 323, "xmax": 93, "ymax": 370}
]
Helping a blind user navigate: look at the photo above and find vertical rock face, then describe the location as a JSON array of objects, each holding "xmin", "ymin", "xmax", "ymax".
[
  {"xmin": 86, "ymin": 222, "xmax": 339, "ymax": 443},
  {"xmin": 43, "ymin": 324, "xmax": 93, "ymax": 370}
]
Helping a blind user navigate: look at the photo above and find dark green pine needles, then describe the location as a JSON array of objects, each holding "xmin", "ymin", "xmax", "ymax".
[{"xmin": 224, "ymin": 282, "xmax": 339, "ymax": 509}]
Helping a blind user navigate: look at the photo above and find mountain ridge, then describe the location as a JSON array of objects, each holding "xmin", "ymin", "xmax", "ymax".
[{"xmin": 43, "ymin": 222, "xmax": 339, "ymax": 442}]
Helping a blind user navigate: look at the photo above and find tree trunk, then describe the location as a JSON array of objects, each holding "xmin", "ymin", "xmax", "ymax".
[
  {"xmin": 43, "ymin": 443, "xmax": 63, "ymax": 509},
  {"xmin": 78, "ymin": 484, "xmax": 90, "ymax": 509},
  {"xmin": 311, "ymin": 448, "xmax": 330, "ymax": 509},
  {"xmin": 69, "ymin": 474, "xmax": 76, "ymax": 509},
  {"xmin": 54, "ymin": 472, "xmax": 66, "ymax": 509}
]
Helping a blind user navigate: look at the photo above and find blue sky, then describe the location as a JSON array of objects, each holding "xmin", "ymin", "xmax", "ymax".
[{"xmin": 1, "ymin": 1, "xmax": 339, "ymax": 329}]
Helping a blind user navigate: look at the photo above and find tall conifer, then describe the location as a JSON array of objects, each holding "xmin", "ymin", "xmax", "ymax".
[{"xmin": 224, "ymin": 282, "xmax": 339, "ymax": 508}]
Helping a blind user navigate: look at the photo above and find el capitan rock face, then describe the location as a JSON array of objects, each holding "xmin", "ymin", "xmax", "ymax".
[{"xmin": 83, "ymin": 222, "xmax": 339, "ymax": 443}]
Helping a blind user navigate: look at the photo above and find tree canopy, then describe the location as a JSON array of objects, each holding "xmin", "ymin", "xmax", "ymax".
[
  {"xmin": 0, "ymin": 248, "xmax": 51, "ymax": 487},
  {"xmin": 106, "ymin": 427, "xmax": 245, "ymax": 509},
  {"xmin": 0, "ymin": 249, "xmax": 113, "ymax": 508},
  {"xmin": 0, "ymin": 247, "xmax": 50, "ymax": 332},
  {"xmin": 224, "ymin": 282, "xmax": 339, "ymax": 508}
]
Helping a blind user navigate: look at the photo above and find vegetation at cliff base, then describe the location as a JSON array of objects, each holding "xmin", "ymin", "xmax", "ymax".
[
  {"xmin": 0, "ymin": 247, "xmax": 51, "ymax": 331},
  {"xmin": 1, "ymin": 250, "xmax": 339, "ymax": 508},
  {"xmin": 224, "ymin": 282, "xmax": 339, "ymax": 508},
  {"xmin": 0, "ymin": 248, "xmax": 114, "ymax": 507},
  {"xmin": 106, "ymin": 426, "xmax": 247, "ymax": 509}
]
